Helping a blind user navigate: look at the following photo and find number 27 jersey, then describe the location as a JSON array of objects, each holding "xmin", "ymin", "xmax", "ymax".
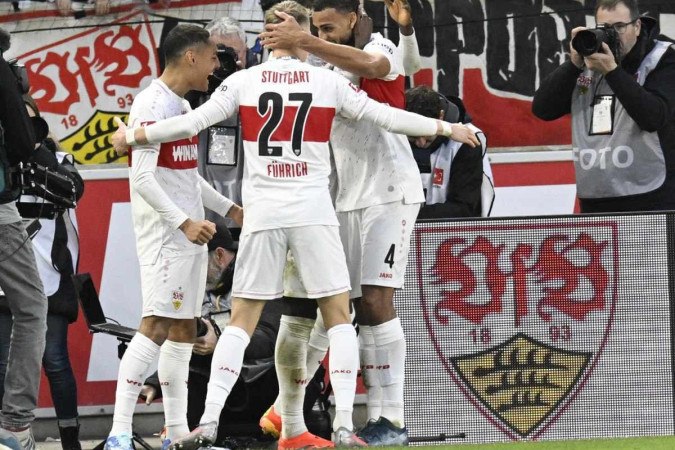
[{"xmin": 209, "ymin": 57, "xmax": 372, "ymax": 235}]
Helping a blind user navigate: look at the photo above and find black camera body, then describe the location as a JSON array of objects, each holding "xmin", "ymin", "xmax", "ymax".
[
  {"xmin": 207, "ymin": 45, "xmax": 240, "ymax": 94},
  {"xmin": 572, "ymin": 27, "xmax": 621, "ymax": 61}
]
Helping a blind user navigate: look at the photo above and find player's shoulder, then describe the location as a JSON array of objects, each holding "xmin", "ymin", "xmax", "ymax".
[
  {"xmin": 364, "ymin": 32, "xmax": 396, "ymax": 56},
  {"xmin": 131, "ymin": 80, "xmax": 172, "ymax": 117}
]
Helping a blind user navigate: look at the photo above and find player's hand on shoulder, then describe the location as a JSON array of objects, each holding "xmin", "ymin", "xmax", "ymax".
[
  {"xmin": 442, "ymin": 122, "xmax": 480, "ymax": 148},
  {"xmin": 112, "ymin": 117, "xmax": 130, "ymax": 156},
  {"xmin": 179, "ymin": 219, "xmax": 216, "ymax": 245},
  {"xmin": 227, "ymin": 204, "xmax": 244, "ymax": 227}
]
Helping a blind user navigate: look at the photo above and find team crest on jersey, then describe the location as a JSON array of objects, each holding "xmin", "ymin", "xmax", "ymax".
[
  {"xmin": 171, "ymin": 288, "xmax": 184, "ymax": 311},
  {"xmin": 416, "ymin": 221, "xmax": 618, "ymax": 439}
]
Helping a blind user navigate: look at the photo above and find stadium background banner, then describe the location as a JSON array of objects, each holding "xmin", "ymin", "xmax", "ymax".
[
  {"xmin": 396, "ymin": 216, "xmax": 675, "ymax": 443},
  {"xmin": 2, "ymin": 0, "xmax": 674, "ymax": 154},
  {"xmin": 2, "ymin": 0, "xmax": 675, "ymax": 423}
]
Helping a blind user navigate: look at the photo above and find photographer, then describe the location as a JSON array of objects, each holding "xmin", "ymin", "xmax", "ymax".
[
  {"xmin": 0, "ymin": 27, "xmax": 48, "ymax": 449},
  {"xmin": 0, "ymin": 94, "xmax": 85, "ymax": 450},
  {"xmin": 405, "ymin": 86, "xmax": 493, "ymax": 219},
  {"xmin": 192, "ymin": 17, "xmax": 258, "ymax": 233},
  {"xmin": 532, "ymin": 0, "xmax": 675, "ymax": 213}
]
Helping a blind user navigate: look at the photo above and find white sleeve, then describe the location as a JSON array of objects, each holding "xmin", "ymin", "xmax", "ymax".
[
  {"xmin": 336, "ymin": 76, "xmax": 438, "ymax": 136},
  {"xmin": 398, "ymin": 32, "xmax": 421, "ymax": 76},
  {"xmin": 199, "ymin": 175, "xmax": 234, "ymax": 217},
  {"xmin": 130, "ymin": 149, "xmax": 189, "ymax": 229},
  {"xmin": 140, "ymin": 73, "xmax": 244, "ymax": 145},
  {"xmin": 363, "ymin": 37, "xmax": 399, "ymax": 81}
]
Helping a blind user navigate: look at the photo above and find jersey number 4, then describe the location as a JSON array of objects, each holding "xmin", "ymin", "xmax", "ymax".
[{"xmin": 258, "ymin": 92, "xmax": 312, "ymax": 157}]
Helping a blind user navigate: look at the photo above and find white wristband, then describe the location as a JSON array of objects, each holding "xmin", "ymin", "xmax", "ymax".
[
  {"xmin": 126, "ymin": 128, "xmax": 138, "ymax": 146},
  {"xmin": 440, "ymin": 121, "xmax": 453, "ymax": 137}
]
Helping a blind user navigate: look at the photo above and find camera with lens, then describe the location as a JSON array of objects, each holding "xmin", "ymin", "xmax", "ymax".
[
  {"xmin": 572, "ymin": 27, "xmax": 621, "ymax": 61},
  {"xmin": 207, "ymin": 44, "xmax": 240, "ymax": 94}
]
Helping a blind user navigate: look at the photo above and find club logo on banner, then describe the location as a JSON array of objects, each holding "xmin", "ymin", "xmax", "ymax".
[
  {"xmin": 416, "ymin": 221, "xmax": 619, "ymax": 439},
  {"xmin": 16, "ymin": 12, "xmax": 159, "ymax": 165}
]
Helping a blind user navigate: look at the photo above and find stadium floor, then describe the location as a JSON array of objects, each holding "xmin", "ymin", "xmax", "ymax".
[
  {"xmin": 404, "ymin": 435, "xmax": 675, "ymax": 449},
  {"xmin": 34, "ymin": 434, "xmax": 675, "ymax": 449}
]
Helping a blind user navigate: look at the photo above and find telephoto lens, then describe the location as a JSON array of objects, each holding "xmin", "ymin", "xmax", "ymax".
[{"xmin": 572, "ymin": 29, "xmax": 607, "ymax": 56}]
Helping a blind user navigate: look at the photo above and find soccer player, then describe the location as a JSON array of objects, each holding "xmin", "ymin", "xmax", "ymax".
[
  {"xmin": 112, "ymin": 2, "xmax": 478, "ymax": 449},
  {"xmin": 260, "ymin": 0, "xmax": 441, "ymax": 444},
  {"xmin": 103, "ymin": 24, "xmax": 242, "ymax": 450}
]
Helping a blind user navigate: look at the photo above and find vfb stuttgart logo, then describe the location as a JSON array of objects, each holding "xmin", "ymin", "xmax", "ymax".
[{"xmin": 416, "ymin": 221, "xmax": 618, "ymax": 439}]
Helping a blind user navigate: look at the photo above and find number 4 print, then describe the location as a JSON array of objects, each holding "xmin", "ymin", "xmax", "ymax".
[
  {"xmin": 384, "ymin": 244, "xmax": 395, "ymax": 268},
  {"xmin": 258, "ymin": 92, "xmax": 312, "ymax": 157}
]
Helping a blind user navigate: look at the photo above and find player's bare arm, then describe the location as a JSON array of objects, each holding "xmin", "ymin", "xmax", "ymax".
[
  {"xmin": 179, "ymin": 218, "xmax": 216, "ymax": 245},
  {"xmin": 260, "ymin": 11, "xmax": 390, "ymax": 79},
  {"xmin": 226, "ymin": 204, "xmax": 244, "ymax": 227}
]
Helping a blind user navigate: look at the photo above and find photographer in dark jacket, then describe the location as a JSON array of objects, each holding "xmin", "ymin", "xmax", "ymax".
[
  {"xmin": 189, "ymin": 17, "xmax": 258, "ymax": 234},
  {"xmin": 0, "ymin": 94, "xmax": 85, "ymax": 450},
  {"xmin": 405, "ymin": 86, "xmax": 489, "ymax": 218},
  {"xmin": 532, "ymin": 0, "xmax": 675, "ymax": 213},
  {"xmin": 0, "ymin": 27, "xmax": 48, "ymax": 449}
]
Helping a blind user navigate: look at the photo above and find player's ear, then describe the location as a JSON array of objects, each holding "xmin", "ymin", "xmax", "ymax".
[{"xmin": 348, "ymin": 11, "xmax": 358, "ymax": 30}]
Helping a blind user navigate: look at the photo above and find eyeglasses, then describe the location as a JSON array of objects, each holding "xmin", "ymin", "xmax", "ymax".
[{"xmin": 596, "ymin": 18, "xmax": 639, "ymax": 34}]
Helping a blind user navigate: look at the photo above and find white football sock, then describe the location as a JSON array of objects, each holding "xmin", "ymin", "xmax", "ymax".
[
  {"xmin": 200, "ymin": 326, "xmax": 250, "ymax": 425},
  {"xmin": 110, "ymin": 333, "xmax": 160, "ymax": 436},
  {"xmin": 327, "ymin": 323, "xmax": 358, "ymax": 431},
  {"xmin": 276, "ymin": 316, "xmax": 313, "ymax": 439},
  {"xmin": 372, "ymin": 318, "xmax": 406, "ymax": 428},
  {"xmin": 358, "ymin": 325, "xmax": 382, "ymax": 421},
  {"xmin": 306, "ymin": 310, "xmax": 329, "ymax": 379},
  {"xmin": 158, "ymin": 340, "xmax": 193, "ymax": 440},
  {"xmin": 273, "ymin": 311, "xmax": 328, "ymax": 412}
]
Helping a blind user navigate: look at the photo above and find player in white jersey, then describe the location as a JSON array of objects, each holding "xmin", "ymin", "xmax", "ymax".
[
  {"xmin": 112, "ymin": 3, "xmax": 477, "ymax": 449},
  {"xmin": 261, "ymin": 0, "xmax": 441, "ymax": 444},
  {"xmin": 104, "ymin": 25, "xmax": 242, "ymax": 450}
]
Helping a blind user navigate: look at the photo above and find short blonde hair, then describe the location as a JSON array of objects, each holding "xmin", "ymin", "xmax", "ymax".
[{"xmin": 264, "ymin": 0, "xmax": 310, "ymax": 27}]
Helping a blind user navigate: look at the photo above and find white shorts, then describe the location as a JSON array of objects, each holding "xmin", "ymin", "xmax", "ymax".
[
  {"xmin": 233, "ymin": 225, "xmax": 350, "ymax": 300},
  {"xmin": 337, "ymin": 200, "xmax": 420, "ymax": 299},
  {"xmin": 140, "ymin": 250, "xmax": 207, "ymax": 319}
]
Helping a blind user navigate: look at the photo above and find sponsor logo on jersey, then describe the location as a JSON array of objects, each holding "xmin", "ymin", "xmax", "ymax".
[
  {"xmin": 172, "ymin": 144, "xmax": 198, "ymax": 162},
  {"xmin": 417, "ymin": 221, "xmax": 618, "ymax": 439},
  {"xmin": 157, "ymin": 137, "xmax": 199, "ymax": 170},
  {"xmin": 379, "ymin": 272, "xmax": 393, "ymax": 279}
]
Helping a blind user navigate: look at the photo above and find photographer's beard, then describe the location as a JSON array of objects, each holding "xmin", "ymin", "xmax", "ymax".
[{"xmin": 205, "ymin": 253, "xmax": 224, "ymax": 292}]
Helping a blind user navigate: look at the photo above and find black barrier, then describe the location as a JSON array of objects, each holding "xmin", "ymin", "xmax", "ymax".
[{"xmin": 395, "ymin": 214, "xmax": 674, "ymax": 443}]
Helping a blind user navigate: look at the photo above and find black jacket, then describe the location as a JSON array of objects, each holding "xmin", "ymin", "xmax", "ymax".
[
  {"xmin": 414, "ymin": 142, "xmax": 483, "ymax": 219},
  {"xmin": 0, "ymin": 57, "xmax": 34, "ymax": 165},
  {"xmin": 532, "ymin": 17, "xmax": 675, "ymax": 213}
]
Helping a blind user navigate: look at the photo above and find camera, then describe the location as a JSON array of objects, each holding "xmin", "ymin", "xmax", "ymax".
[
  {"xmin": 572, "ymin": 27, "xmax": 620, "ymax": 60},
  {"xmin": 207, "ymin": 44, "xmax": 240, "ymax": 94}
]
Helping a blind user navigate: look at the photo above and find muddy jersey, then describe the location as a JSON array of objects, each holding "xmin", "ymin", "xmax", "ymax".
[
  {"xmin": 330, "ymin": 33, "xmax": 425, "ymax": 212},
  {"xmin": 128, "ymin": 79, "xmax": 204, "ymax": 264}
]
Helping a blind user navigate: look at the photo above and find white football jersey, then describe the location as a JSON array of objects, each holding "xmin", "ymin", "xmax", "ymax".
[
  {"xmin": 331, "ymin": 33, "xmax": 425, "ymax": 212},
  {"xmin": 128, "ymin": 79, "xmax": 205, "ymax": 264},
  {"xmin": 207, "ymin": 57, "xmax": 376, "ymax": 235}
]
